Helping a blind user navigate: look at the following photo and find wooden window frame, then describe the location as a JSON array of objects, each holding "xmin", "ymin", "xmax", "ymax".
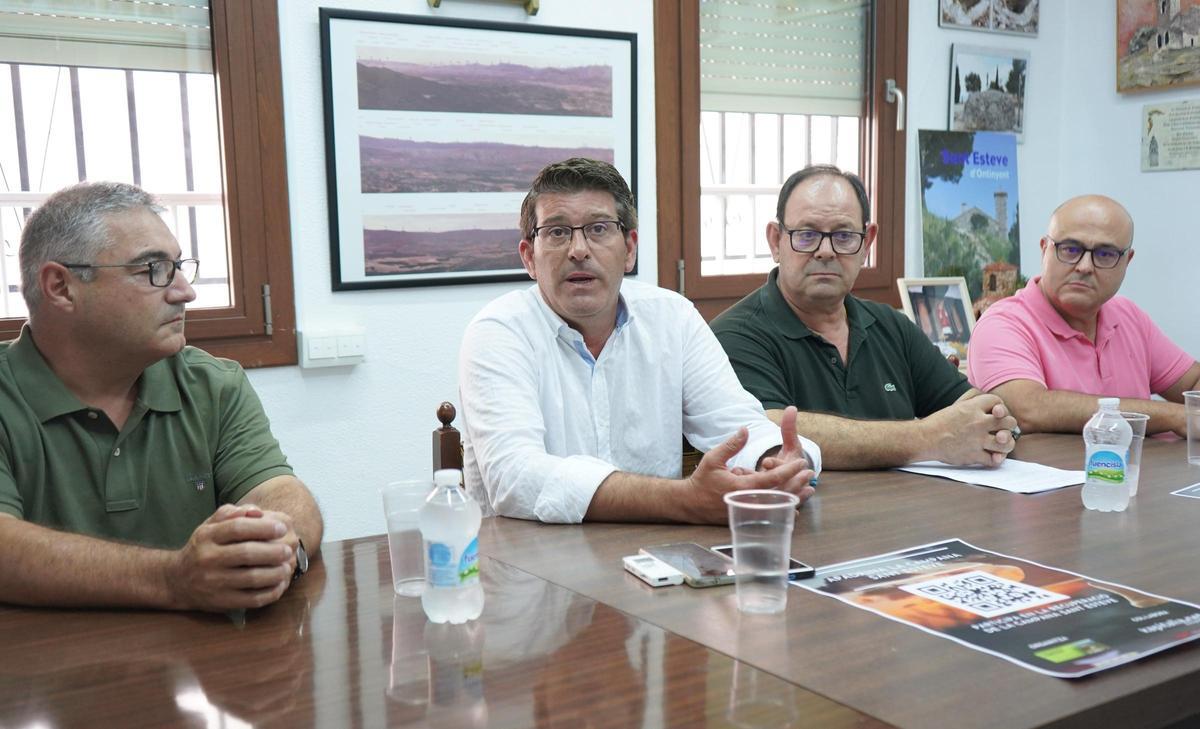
[
  {"xmin": 655, "ymin": 0, "xmax": 909, "ymax": 318},
  {"xmin": 0, "ymin": 0, "xmax": 297, "ymax": 367}
]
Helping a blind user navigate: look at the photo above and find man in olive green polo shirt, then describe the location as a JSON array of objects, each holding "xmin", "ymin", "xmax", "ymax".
[
  {"xmin": 712, "ymin": 165, "xmax": 1017, "ymax": 469},
  {"xmin": 0, "ymin": 181, "xmax": 322, "ymax": 612}
]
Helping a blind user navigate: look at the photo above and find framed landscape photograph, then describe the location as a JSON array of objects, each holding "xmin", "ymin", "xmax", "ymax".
[
  {"xmin": 1117, "ymin": 0, "xmax": 1200, "ymax": 93},
  {"xmin": 939, "ymin": 0, "xmax": 1039, "ymax": 36},
  {"xmin": 320, "ymin": 9, "xmax": 637, "ymax": 289},
  {"xmin": 949, "ymin": 45, "xmax": 1029, "ymax": 140},
  {"xmin": 897, "ymin": 276, "xmax": 977, "ymax": 365}
]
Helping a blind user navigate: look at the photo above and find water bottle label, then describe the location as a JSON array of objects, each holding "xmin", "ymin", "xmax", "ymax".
[
  {"xmin": 1086, "ymin": 449, "xmax": 1126, "ymax": 484},
  {"xmin": 458, "ymin": 537, "xmax": 480, "ymax": 585},
  {"xmin": 427, "ymin": 541, "xmax": 459, "ymax": 588}
]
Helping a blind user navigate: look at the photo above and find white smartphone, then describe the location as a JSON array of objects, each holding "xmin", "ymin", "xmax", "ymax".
[
  {"xmin": 623, "ymin": 553, "xmax": 685, "ymax": 587},
  {"xmin": 710, "ymin": 544, "xmax": 816, "ymax": 580},
  {"xmin": 640, "ymin": 542, "xmax": 736, "ymax": 587}
]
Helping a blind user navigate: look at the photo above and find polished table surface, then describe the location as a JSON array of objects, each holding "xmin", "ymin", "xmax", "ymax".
[
  {"xmin": 0, "ymin": 540, "xmax": 879, "ymax": 728},
  {"xmin": 2, "ymin": 435, "xmax": 1198, "ymax": 728},
  {"xmin": 483, "ymin": 435, "xmax": 1200, "ymax": 729}
]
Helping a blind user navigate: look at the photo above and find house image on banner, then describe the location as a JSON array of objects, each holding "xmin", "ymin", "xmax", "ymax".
[{"xmin": 951, "ymin": 190, "xmax": 1008, "ymax": 237}]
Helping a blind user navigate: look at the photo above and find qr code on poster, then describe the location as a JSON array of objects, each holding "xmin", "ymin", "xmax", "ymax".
[{"xmin": 898, "ymin": 570, "xmax": 1069, "ymax": 618}]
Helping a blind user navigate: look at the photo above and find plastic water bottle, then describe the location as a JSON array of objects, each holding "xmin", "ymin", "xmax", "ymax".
[
  {"xmin": 420, "ymin": 468, "xmax": 484, "ymax": 623},
  {"xmin": 1081, "ymin": 398, "xmax": 1133, "ymax": 512}
]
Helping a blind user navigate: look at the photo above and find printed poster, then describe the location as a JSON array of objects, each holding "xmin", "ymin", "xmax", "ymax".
[
  {"xmin": 918, "ymin": 130, "xmax": 1020, "ymax": 309},
  {"xmin": 793, "ymin": 539, "xmax": 1200, "ymax": 678}
]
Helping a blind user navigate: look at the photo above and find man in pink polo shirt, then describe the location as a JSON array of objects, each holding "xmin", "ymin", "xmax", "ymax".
[{"xmin": 969, "ymin": 194, "xmax": 1199, "ymax": 435}]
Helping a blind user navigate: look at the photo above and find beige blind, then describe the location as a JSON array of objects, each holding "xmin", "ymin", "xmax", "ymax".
[
  {"xmin": 0, "ymin": 0, "xmax": 212, "ymax": 73},
  {"xmin": 700, "ymin": 0, "xmax": 867, "ymax": 116}
]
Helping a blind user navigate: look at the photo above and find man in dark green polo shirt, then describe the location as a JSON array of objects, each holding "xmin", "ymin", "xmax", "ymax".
[
  {"xmin": 712, "ymin": 165, "xmax": 1017, "ymax": 469},
  {"xmin": 0, "ymin": 181, "xmax": 322, "ymax": 612}
]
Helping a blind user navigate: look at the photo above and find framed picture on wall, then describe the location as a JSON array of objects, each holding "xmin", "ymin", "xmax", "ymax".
[
  {"xmin": 319, "ymin": 9, "xmax": 637, "ymax": 290},
  {"xmin": 1117, "ymin": 0, "xmax": 1200, "ymax": 93},
  {"xmin": 939, "ymin": 0, "xmax": 1039, "ymax": 36},
  {"xmin": 897, "ymin": 277, "xmax": 977, "ymax": 365},
  {"xmin": 948, "ymin": 45, "xmax": 1029, "ymax": 140}
]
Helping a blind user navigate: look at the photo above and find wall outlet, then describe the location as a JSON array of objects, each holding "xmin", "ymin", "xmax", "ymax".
[
  {"xmin": 337, "ymin": 334, "xmax": 365, "ymax": 358},
  {"xmin": 299, "ymin": 329, "xmax": 365, "ymax": 368}
]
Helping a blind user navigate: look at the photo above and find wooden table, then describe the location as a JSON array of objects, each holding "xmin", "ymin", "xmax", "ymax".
[
  {"xmin": 2, "ymin": 435, "xmax": 1198, "ymax": 728},
  {"xmin": 0, "ymin": 535, "xmax": 875, "ymax": 727},
  {"xmin": 484, "ymin": 435, "xmax": 1200, "ymax": 729}
]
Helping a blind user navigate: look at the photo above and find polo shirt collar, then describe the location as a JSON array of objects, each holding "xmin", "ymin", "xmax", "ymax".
[
  {"xmin": 138, "ymin": 357, "xmax": 182, "ymax": 413},
  {"xmin": 8, "ymin": 326, "xmax": 84, "ymax": 422},
  {"xmin": 1024, "ymin": 276, "xmax": 1118, "ymax": 342},
  {"xmin": 8, "ymin": 325, "xmax": 181, "ymax": 423},
  {"xmin": 763, "ymin": 267, "xmax": 875, "ymax": 340}
]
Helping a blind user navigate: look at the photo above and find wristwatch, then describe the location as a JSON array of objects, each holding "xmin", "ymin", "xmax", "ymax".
[{"xmin": 293, "ymin": 539, "xmax": 309, "ymax": 582}]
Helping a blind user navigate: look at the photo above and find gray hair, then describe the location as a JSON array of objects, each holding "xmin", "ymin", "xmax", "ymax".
[{"xmin": 20, "ymin": 181, "xmax": 164, "ymax": 310}]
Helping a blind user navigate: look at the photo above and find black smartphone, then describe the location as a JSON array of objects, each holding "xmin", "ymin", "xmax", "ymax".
[{"xmin": 709, "ymin": 544, "xmax": 816, "ymax": 580}]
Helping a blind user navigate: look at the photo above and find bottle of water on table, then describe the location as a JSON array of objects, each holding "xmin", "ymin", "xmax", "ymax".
[
  {"xmin": 420, "ymin": 468, "xmax": 484, "ymax": 623},
  {"xmin": 1081, "ymin": 397, "xmax": 1132, "ymax": 512}
]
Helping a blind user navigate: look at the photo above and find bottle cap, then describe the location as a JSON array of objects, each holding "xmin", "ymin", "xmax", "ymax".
[
  {"xmin": 434, "ymin": 468, "xmax": 463, "ymax": 487},
  {"xmin": 1098, "ymin": 397, "xmax": 1120, "ymax": 409}
]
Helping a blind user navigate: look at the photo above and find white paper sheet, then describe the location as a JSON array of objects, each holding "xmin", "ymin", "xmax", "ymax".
[{"xmin": 898, "ymin": 459, "xmax": 1084, "ymax": 493}]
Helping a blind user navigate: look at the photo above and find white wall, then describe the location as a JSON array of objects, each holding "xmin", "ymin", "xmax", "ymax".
[
  {"xmin": 1056, "ymin": 0, "xmax": 1200, "ymax": 355},
  {"xmin": 250, "ymin": 0, "xmax": 657, "ymax": 541},
  {"xmin": 906, "ymin": 0, "xmax": 1199, "ymax": 356}
]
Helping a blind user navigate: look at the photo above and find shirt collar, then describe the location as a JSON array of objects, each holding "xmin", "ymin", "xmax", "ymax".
[
  {"xmin": 531, "ymin": 283, "xmax": 632, "ymax": 341},
  {"xmin": 7, "ymin": 324, "xmax": 181, "ymax": 423},
  {"xmin": 1024, "ymin": 276, "xmax": 1117, "ymax": 342},
  {"xmin": 763, "ymin": 267, "xmax": 875, "ymax": 339}
]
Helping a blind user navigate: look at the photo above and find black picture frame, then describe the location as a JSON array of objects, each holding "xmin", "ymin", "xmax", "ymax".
[{"xmin": 319, "ymin": 9, "xmax": 638, "ymax": 290}]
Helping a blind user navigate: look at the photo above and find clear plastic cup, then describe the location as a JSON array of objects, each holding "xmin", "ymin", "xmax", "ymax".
[
  {"xmin": 1120, "ymin": 412, "xmax": 1149, "ymax": 495},
  {"xmin": 1185, "ymin": 392, "xmax": 1200, "ymax": 466},
  {"xmin": 723, "ymin": 490, "xmax": 800, "ymax": 615},
  {"xmin": 382, "ymin": 479, "xmax": 434, "ymax": 596}
]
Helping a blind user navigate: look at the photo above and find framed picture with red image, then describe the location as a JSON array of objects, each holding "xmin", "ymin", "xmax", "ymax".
[{"xmin": 897, "ymin": 276, "xmax": 976, "ymax": 367}]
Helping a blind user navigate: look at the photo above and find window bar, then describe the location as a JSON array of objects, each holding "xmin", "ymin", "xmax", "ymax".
[
  {"xmin": 805, "ymin": 114, "xmax": 813, "ymax": 168},
  {"xmin": 830, "ymin": 115, "xmax": 839, "ymax": 167},
  {"xmin": 0, "ymin": 209, "xmax": 10, "ymax": 317},
  {"xmin": 11, "ymin": 66, "xmax": 31, "ymax": 209},
  {"xmin": 69, "ymin": 67, "xmax": 86, "ymax": 182},
  {"xmin": 178, "ymin": 73, "xmax": 200, "ymax": 261},
  {"xmin": 740, "ymin": 112, "xmax": 757, "ymax": 262},
  {"xmin": 125, "ymin": 70, "xmax": 141, "ymax": 186},
  {"xmin": 776, "ymin": 113, "xmax": 784, "ymax": 191},
  {"xmin": 716, "ymin": 111, "xmax": 726, "ymax": 262}
]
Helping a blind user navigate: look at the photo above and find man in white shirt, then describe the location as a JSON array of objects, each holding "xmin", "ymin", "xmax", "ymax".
[{"xmin": 459, "ymin": 158, "xmax": 820, "ymax": 524}]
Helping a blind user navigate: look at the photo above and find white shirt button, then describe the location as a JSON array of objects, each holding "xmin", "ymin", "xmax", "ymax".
[
  {"xmin": 113, "ymin": 448, "xmax": 121, "ymax": 457},
  {"xmin": 87, "ymin": 411, "xmax": 98, "ymax": 419}
]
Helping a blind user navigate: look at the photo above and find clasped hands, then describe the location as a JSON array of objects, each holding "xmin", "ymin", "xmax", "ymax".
[
  {"xmin": 167, "ymin": 503, "xmax": 299, "ymax": 612},
  {"xmin": 924, "ymin": 394, "xmax": 1018, "ymax": 467}
]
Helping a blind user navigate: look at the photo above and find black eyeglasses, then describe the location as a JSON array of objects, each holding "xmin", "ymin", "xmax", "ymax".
[
  {"xmin": 778, "ymin": 226, "xmax": 866, "ymax": 255},
  {"xmin": 59, "ymin": 258, "xmax": 200, "ymax": 287},
  {"xmin": 1047, "ymin": 237, "xmax": 1130, "ymax": 270},
  {"xmin": 531, "ymin": 220, "xmax": 625, "ymax": 249}
]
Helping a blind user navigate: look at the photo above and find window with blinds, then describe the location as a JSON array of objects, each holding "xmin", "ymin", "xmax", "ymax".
[
  {"xmin": 0, "ymin": 0, "xmax": 212, "ymax": 72},
  {"xmin": 699, "ymin": 0, "xmax": 868, "ymax": 277},
  {"xmin": 0, "ymin": 0, "xmax": 228, "ymax": 318}
]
